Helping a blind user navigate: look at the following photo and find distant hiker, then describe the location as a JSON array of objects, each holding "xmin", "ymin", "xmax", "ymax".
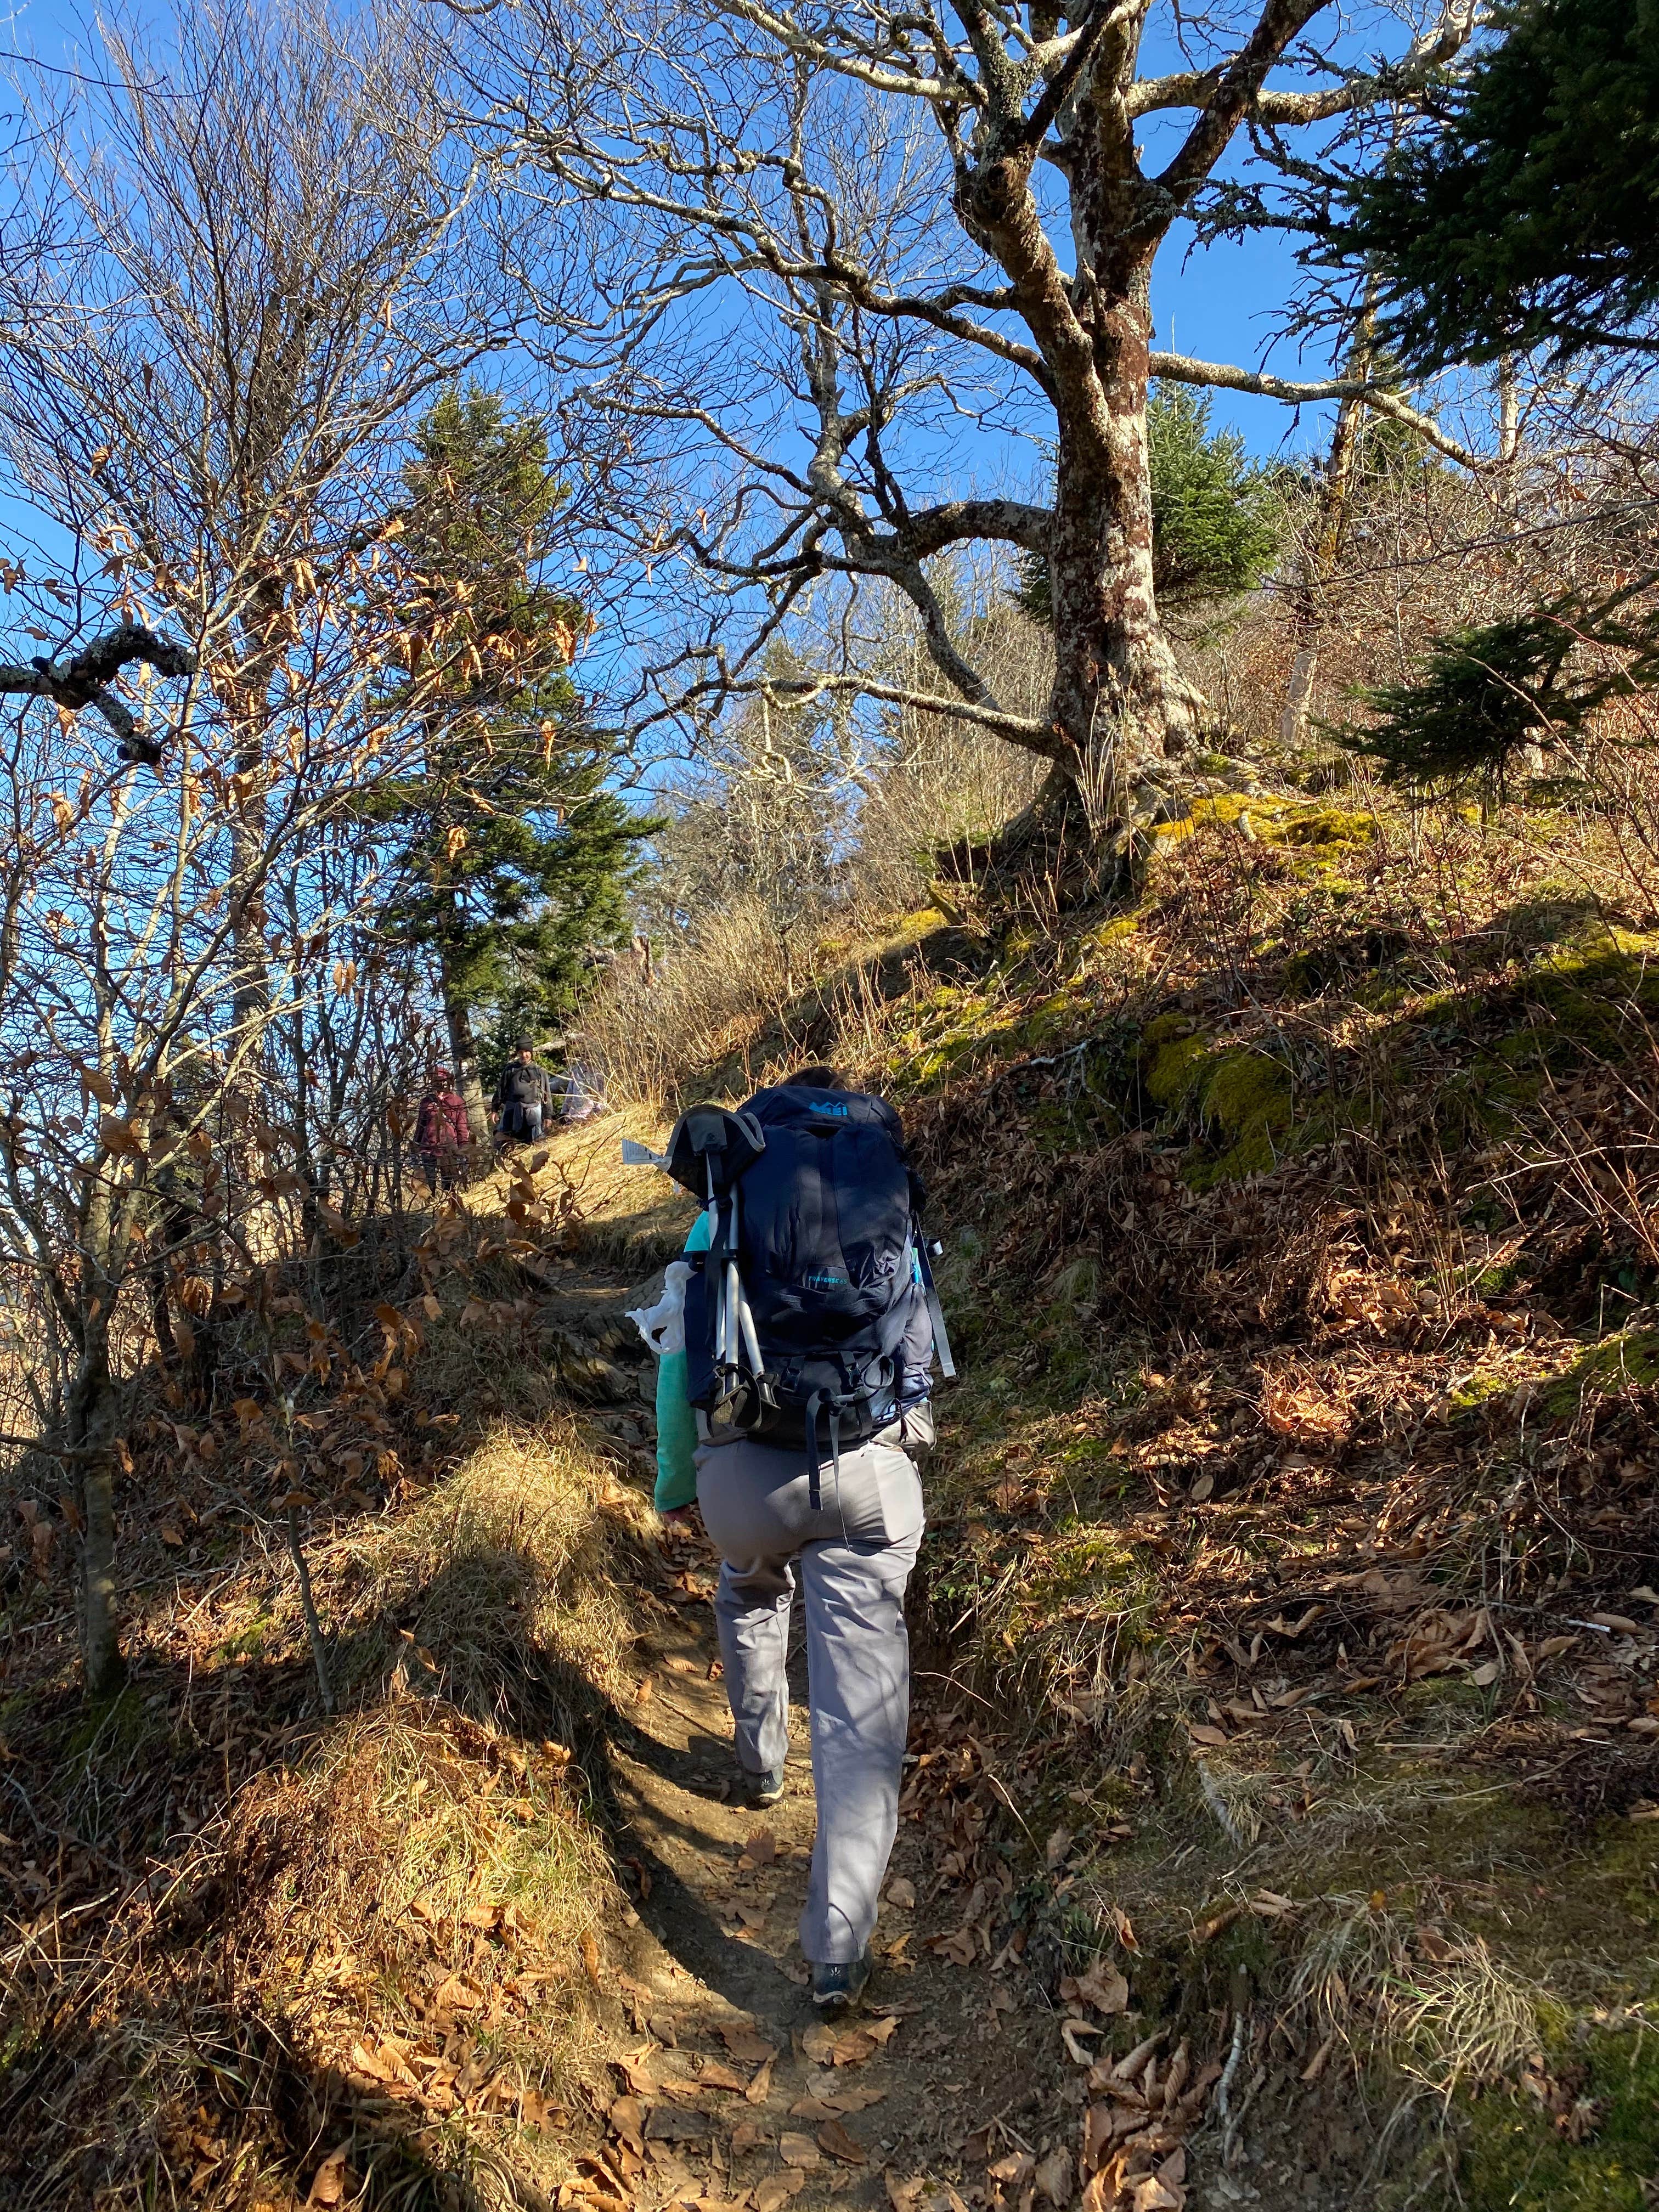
[
  {"xmin": 492, "ymin": 1040, "xmax": 556, "ymax": 1144},
  {"xmin": 414, "ymin": 1065, "xmax": 471, "ymax": 1192},
  {"xmin": 635, "ymin": 1062, "xmax": 952, "ymax": 2015},
  {"xmin": 558, "ymin": 1058, "xmax": 605, "ymax": 1125}
]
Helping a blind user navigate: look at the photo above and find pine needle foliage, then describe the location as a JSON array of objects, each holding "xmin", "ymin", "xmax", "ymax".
[
  {"xmin": 1330, "ymin": 0, "xmax": 1659, "ymax": 369},
  {"xmin": 1017, "ymin": 385, "xmax": 1284, "ymax": 621},
  {"xmin": 1346, "ymin": 590, "xmax": 1659, "ymax": 797},
  {"xmin": 366, "ymin": 386, "xmax": 646, "ymax": 1047}
]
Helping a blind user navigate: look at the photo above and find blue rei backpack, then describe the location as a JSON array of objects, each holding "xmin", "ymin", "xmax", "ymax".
[{"xmin": 659, "ymin": 1084, "xmax": 953, "ymax": 1499}]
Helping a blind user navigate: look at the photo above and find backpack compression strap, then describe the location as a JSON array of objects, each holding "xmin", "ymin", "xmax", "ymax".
[
  {"xmin": 916, "ymin": 1236, "xmax": 957, "ymax": 1383},
  {"xmin": 804, "ymin": 1390, "xmax": 843, "ymax": 1515}
]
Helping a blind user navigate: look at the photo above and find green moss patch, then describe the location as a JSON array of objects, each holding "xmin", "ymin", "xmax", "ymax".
[
  {"xmin": 1547, "ymin": 1329, "xmax": 1659, "ymax": 1414},
  {"xmin": 1138, "ymin": 1019, "xmax": 1300, "ymax": 1183},
  {"xmin": 1186, "ymin": 792, "xmax": 1376, "ymax": 849},
  {"xmin": 1278, "ymin": 807, "xmax": 1378, "ymax": 848},
  {"xmin": 1461, "ymin": 2019, "xmax": 1659, "ymax": 2212}
]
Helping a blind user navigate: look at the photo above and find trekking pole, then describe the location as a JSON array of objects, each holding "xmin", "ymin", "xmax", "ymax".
[
  {"xmin": 916, "ymin": 1234, "xmax": 958, "ymax": 1382},
  {"xmin": 707, "ymin": 1158, "xmax": 729, "ymax": 1367},
  {"xmin": 730, "ymin": 1180, "xmax": 766, "ymax": 1381}
]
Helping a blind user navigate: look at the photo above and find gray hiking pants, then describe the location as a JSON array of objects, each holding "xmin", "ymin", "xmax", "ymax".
[{"xmin": 695, "ymin": 1433, "xmax": 925, "ymax": 1965}]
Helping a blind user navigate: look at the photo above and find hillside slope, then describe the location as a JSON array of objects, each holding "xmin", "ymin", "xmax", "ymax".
[
  {"xmin": 7, "ymin": 772, "xmax": 1659, "ymax": 2211},
  {"xmin": 589, "ymin": 769, "xmax": 1659, "ymax": 2210}
]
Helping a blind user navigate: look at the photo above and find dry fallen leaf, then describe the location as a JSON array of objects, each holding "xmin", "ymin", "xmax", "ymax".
[
  {"xmin": 304, "ymin": 2149, "xmax": 351, "ymax": 2208},
  {"xmin": 886, "ymin": 2176, "xmax": 926, "ymax": 2212},
  {"xmin": 1300, "ymin": 2030, "xmax": 1338, "ymax": 2083},
  {"xmin": 832, "ymin": 2083, "xmax": 886, "ymax": 2112},
  {"xmin": 608, "ymin": 2096, "xmax": 646, "ymax": 2148},
  {"xmin": 1045, "ymin": 1825, "xmax": 1074, "ymax": 1869},
  {"xmin": 802, "ymin": 2023, "xmax": 839, "ymax": 2065},
  {"xmin": 1103, "ymin": 1904, "xmax": 1139, "ymax": 1952},
  {"xmin": 746, "ymin": 2053, "xmax": 778, "ymax": 2104},
  {"xmin": 1064, "ymin": 1959, "xmax": 1130, "ymax": 2014},
  {"xmin": 817, "ymin": 2118, "xmax": 867, "ymax": 2166},
  {"xmin": 698, "ymin": 2058, "xmax": 750, "ymax": 2094},
  {"xmin": 431, "ymin": 1972, "xmax": 484, "ymax": 2013},
  {"xmin": 580, "ymin": 1931, "xmax": 603, "ymax": 1988},
  {"xmin": 1034, "ymin": 2148, "xmax": 1073, "ymax": 2206},
  {"xmin": 780, "ymin": 2132, "xmax": 822, "ymax": 2169},
  {"xmin": 747, "ymin": 1826, "xmax": 779, "ymax": 1865},
  {"xmin": 988, "ymin": 2153, "xmax": 1035, "ymax": 2188},
  {"xmin": 884, "ymin": 1876, "xmax": 916, "ymax": 1911},
  {"xmin": 755, "ymin": 2179, "xmax": 804, "ymax": 2212},
  {"xmin": 720, "ymin": 2023, "xmax": 778, "ymax": 2064},
  {"xmin": 931, "ymin": 1926, "xmax": 977, "ymax": 1968}
]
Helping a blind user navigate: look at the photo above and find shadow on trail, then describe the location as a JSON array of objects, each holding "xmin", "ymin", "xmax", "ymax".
[{"xmin": 0, "ymin": 1505, "xmax": 816, "ymax": 2209}]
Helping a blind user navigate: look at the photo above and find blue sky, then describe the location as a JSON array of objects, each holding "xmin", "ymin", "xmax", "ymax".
[
  {"xmin": 1, "ymin": 0, "xmax": 1351, "ymax": 468},
  {"xmin": 1, "ymin": 0, "xmax": 1451, "ymax": 721}
]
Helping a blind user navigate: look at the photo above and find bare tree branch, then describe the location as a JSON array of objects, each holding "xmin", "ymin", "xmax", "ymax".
[
  {"xmin": 1150, "ymin": 350, "xmax": 1479, "ymax": 468},
  {"xmin": 0, "ymin": 620, "xmax": 197, "ymax": 752},
  {"xmin": 459, "ymin": 0, "xmax": 1484, "ymax": 811}
]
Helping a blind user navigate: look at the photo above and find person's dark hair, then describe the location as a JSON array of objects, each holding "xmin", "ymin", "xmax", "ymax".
[{"xmin": 791, "ymin": 1063, "xmax": 842, "ymax": 1089}]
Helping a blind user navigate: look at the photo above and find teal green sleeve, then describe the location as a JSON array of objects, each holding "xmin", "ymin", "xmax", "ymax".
[{"xmin": 654, "ymin": 1213, "xmax": 710, "ymax": 1513}]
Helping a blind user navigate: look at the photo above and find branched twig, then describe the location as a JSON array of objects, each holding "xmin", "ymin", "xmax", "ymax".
[
  {"xmin": 285, "ymin": 1503, "xmax": 335, "ymax": 1715},
  {"xmin": 0, "ymin": 620, "xmax": 197, "ymax": 754}
]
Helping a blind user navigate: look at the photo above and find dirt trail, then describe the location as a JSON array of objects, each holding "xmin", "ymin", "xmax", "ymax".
[
  {"xmin": 544, "ymin": 1172, "xmax": 1218, "ymax": 2212},
  {"xmin": 588, "ymin": 1523, "xmax": 1063, "ymax": 2212}
]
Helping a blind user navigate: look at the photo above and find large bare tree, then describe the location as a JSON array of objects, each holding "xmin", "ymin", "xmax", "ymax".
[
  {"xmin": 464, "ymin": 0, "xmax": 1482, "ymax": 852},
  {"xmin": 0, "ymin": 0, "xmax": 515, "ymax": 1090}
]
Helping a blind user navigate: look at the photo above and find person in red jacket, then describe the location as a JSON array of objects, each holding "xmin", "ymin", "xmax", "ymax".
[{"xmin": 414, "ymin": 1065, "xmax": 472, "ymax": 1193}]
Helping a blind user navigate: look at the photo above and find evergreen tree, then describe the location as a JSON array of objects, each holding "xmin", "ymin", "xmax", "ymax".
[
  {"xmin": 1329, "ymin": 0, "xmax": 1659, "ymax": 369},
  {"xmin": 1016, "ymin": 385, "xmax": 1283, "ymax": 622},
  {"xmin": 369, "ymin": 386, "xmax": 644, "ymax": 1137},
  {"xmin": 1346, "ymin": 588, "xmax": 1659, "ymax": 798}
]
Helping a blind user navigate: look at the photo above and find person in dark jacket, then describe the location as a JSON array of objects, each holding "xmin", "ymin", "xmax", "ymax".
[
  {"xmin": 491, "ymin": 1041, "xmax": 556, "ymax": 1144},
  {"xmin": 414, "ymin": 1065, "xmax": 471, "ymax": 1192}
]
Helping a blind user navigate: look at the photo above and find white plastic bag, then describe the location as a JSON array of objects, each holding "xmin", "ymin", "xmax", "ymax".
[{"xmin": 626, "ymin": 1260, "xmax": 691, "ymax": 1359}]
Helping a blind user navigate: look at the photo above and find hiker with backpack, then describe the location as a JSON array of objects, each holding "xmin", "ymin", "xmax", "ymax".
[
  {"xmin": 630, "ymin": 1064, "xmax": 952, "ymax": 2015},
  {"xmin": 492, "ymin": 1040, "xmax": 556, "ymax": 1145},
  {"xmin": 413, "ymin": 1064, "xmax": 472, "ymax": 1193}
]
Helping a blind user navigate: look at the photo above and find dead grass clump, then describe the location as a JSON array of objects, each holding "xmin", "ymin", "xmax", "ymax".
[
  {"xmin": 1291, "ymin": 1900, "xmax": 1543, "ymax": 2097},
  {"xmin": 219, "ymin": 1700, "xmax": 612, "ymax": 2184},
  {"xmin": 578, "ymin": 891, "xmax": 806, "ymax": 1107},
  {"xmin": 339, "ymin": 1412, "xmax": 645, "ymax": 1716},
  {"xmin": 0, "ymin": 1370, "xmax": 646, "ymax": 2207}
]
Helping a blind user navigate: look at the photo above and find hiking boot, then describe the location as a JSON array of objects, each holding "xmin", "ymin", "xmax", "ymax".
[
  {"xmin": 809, "ymin": 1953, "xmax": 872, "ymax": 2013},
  {"xmin": 740, "ymin": 1763, "xmax": 785, "ymax": 1808}
]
